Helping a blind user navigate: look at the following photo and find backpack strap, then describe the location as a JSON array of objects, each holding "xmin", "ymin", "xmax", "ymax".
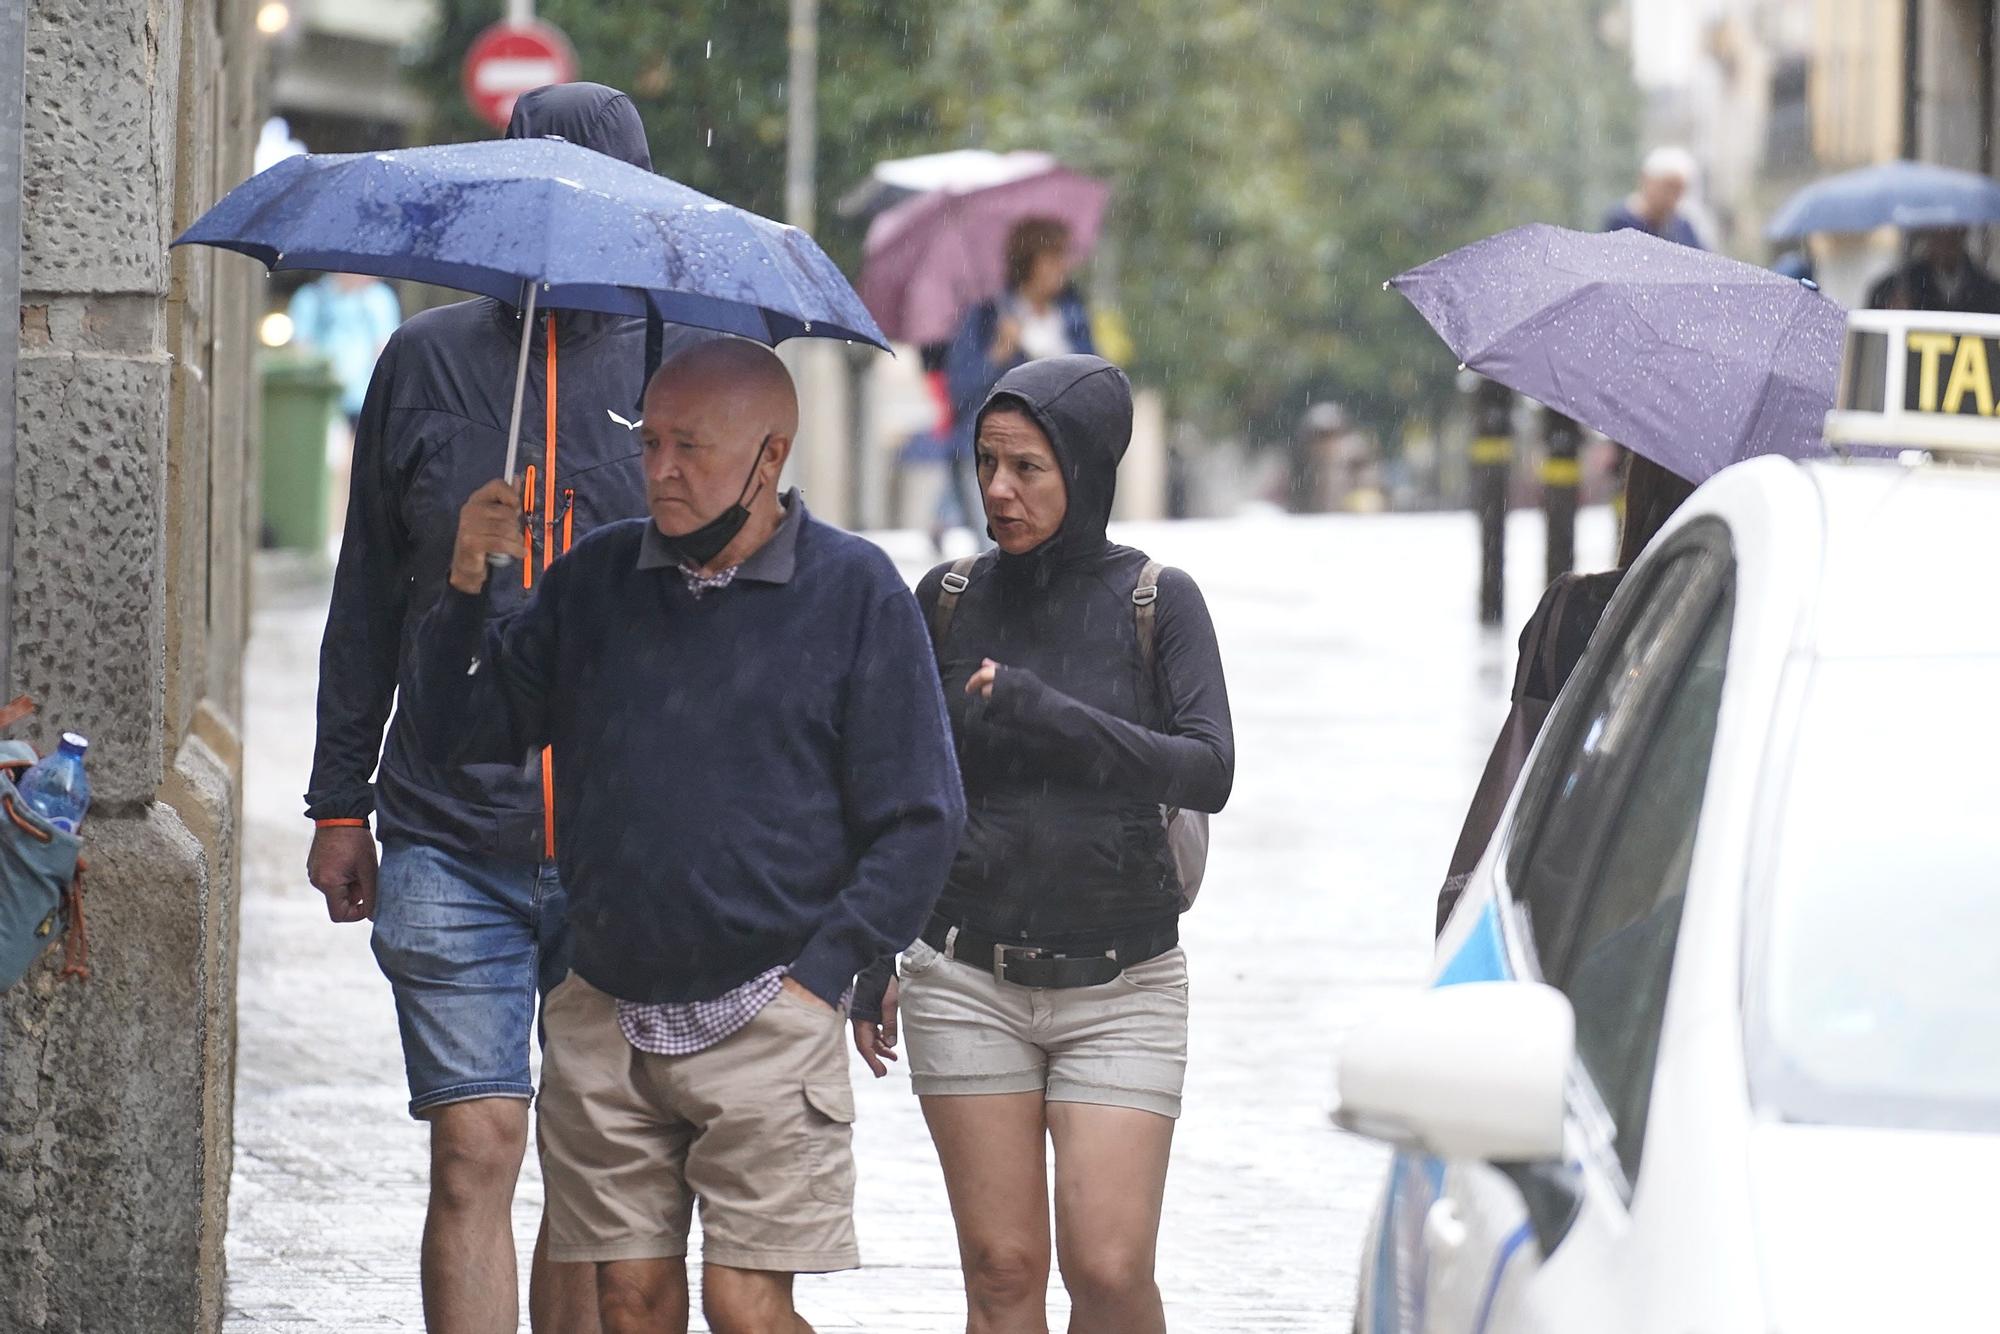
[
  {"xmin": 1133, "ymin": 560, "xmax": 1165, "ymax": 686},
  {"xmin": 929, "ymin": 555, "xmax": 980, "ymax": 652}
]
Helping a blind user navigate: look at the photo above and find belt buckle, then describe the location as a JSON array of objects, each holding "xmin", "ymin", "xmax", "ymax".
[{"xmin": 993, "ymin": 943, "xmax": 1043, "ymax": 986}]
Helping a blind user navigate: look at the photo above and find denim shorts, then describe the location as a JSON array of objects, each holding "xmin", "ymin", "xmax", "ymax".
[{"xmin": 371, "ymin": 840, "xmax": 571, "ymax": 1118}]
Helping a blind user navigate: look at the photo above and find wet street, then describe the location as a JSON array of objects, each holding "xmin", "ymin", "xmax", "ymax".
[{"xmin": 223, "ymin": 507, "xmax": 1612, "ymax": 1332}]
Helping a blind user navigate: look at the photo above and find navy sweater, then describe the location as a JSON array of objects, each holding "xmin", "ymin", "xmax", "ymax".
[{"xmin": 410, "ymin": 505, "xmax": 965, "ymax": 1006}]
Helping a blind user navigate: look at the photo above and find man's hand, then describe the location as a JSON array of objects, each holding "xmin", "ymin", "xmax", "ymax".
[
  {"xmin": 851, "ymin": 980, "xmax": 901, "ymax": 1079},
  {"xmin": 449, "ymin": 478, "xmax": 528, "ymax": 595},
  {"xmin": 780, "ymin": 974, "xmax": 836, "ymax": 1013},
  {"xmin": 306, "ymin": 824, "xmax": 378, "ymax": 924}
]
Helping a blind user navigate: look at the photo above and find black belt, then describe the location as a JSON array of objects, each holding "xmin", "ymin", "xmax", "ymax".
[{"xmin": 920, "ymin": 915, "xmax": 1178, "ymax": 990}]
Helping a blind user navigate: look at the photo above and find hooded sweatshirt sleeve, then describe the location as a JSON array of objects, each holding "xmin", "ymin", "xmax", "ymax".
[
  {"xmin": 985, "ymin": 567, "xmax": 1234, "ymax": 814},
  {"xmin": 304, "ymin": 337, "xmax": 409, "ymax": 823}
]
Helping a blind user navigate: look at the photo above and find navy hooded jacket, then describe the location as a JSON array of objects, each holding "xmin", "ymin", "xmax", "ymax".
[{"xmin": 304, "ymin": 84, "xmax": 711, "ymax": 861}]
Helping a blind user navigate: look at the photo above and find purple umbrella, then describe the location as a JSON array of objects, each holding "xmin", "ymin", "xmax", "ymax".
[
  {"xmin": 860, "ymin": 160, "xmax": 1110, "ymax": 346},
  {"xmin": 1390, "ymin": 223, "xmax": 1847, "ymax": 482}
]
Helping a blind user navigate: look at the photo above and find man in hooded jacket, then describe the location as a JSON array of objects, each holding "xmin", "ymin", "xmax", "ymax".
[{"xmin": 302, "ymin": 83, "xmax": 707, "ymax": 1333}]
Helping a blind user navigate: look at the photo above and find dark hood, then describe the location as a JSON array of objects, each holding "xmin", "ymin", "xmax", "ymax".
[
  {"xmin": 977, "ymin": 354, "xmax": 1133, "ymax": 569},
  {"xmin": 506, "ymin": 82, "xmax": 652, "ymax": 172}
]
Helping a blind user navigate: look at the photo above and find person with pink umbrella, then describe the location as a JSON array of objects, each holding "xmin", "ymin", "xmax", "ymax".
[{"xmin": 942, "ymin": 218, "xmax": 1098, "ymax": 540}]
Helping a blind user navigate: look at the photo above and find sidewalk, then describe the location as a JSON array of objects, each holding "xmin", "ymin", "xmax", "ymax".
[{"xmin": 224, "ymin": 509, "xmax": 1611, "ymax": 1331}]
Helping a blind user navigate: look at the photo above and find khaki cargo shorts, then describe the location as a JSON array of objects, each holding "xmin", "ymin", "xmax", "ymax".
[
  {"xmin": 899, "ymin": 941, "xmax": 1190, "ymax": 1119},
  {"xmin": 536, "ymin": 973, "xmax": 859, "ymax": 1272}
]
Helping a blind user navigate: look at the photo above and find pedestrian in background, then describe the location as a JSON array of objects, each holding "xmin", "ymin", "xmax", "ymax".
[
  {"xmin": 852, "ymin": 355, "xmax": 1234, "ymax": 1334},
  {"xmin": 302, "ymin": 83, "xmax": 708, "ymax": 1334},
  {"xmin": 287, "ymin": 270, "xmax": 402, "ymax": 431},
  {"xmin": 1435, "ymin": 451, "xmax": 1696, "ymax": 935},
  {"xmin": 945, "ymin": 218, "xmax": 1097, "ymax": 543},
  {"xmin": 419, "ymin": 339, "xmax": 964, "ymax": 1334},
  {"xmin": 1603, "ymin": 146, "xmax": 1706, "ymax": 249},
  {"xmin": 1866, "ymin": 225, "xmax": 2000, "ymax": 314}
]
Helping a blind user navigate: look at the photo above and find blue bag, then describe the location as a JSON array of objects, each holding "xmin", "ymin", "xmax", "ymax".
[{"xmin": 0, "ymin": 723, "xmax": 88, "ymax": 991}]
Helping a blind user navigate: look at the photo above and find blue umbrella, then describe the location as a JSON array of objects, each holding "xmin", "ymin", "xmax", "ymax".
[
  {"xmin": 1766, "ymin": 159, "xmax": 2000, "ymax": 240},
  {"xmin": 175, "ymin": 137, "xmax": 887, "ymax": 480},
  {"xmin": 1390, "ymin": 224, "xmax": 1846, "ymax": 483}
]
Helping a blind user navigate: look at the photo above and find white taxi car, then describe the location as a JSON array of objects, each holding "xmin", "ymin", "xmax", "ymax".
[{"xmin": 1335, "ymin": 309, "xmax": 2000, "ymax": 1333}]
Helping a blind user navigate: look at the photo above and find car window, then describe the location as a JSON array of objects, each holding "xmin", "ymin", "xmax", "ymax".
[
  {"xmin": 1559, "ymin": 600, "xmax": 1731, "ymax": 1185},
  {"xmin": 1753, "ymin": 655, "xmax": 2000, "ymax": 1134},
  {"xmin": 1505, "ymin": 547, "xmax": 1717, "ymax": 973}
]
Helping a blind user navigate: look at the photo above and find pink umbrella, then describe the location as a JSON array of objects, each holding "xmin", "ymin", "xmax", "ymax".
[{"xmin": 860, "ymin": 160, "xmax": 1111, "ymax": 346}]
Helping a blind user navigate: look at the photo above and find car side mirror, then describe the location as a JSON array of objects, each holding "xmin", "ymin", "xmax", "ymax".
[{"xmin": 1333, "ymin": 981, "xmax": 1573, "ymax": 1163}]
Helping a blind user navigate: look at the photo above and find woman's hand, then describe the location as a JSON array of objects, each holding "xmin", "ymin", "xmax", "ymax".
[
  {"xmin": 966, "ymin": 659, "xmax": 1001, "ymax": 699},
  {"xmin": 851, "ymin": 979, "xmax": 901, "ymax": 1078},
  {"xmin": 991, "ymin": 316, "xmax": 1022, "ymax": 363}
]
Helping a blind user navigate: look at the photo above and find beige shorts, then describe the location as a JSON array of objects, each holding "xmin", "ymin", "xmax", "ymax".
[
  {"xmin": 899, "ymin": 941, "xmax": 1190, "ymax": 1119},
  {"xmin": 536, "ymin": 974, "xmax": 859, "ymax": 1272}
]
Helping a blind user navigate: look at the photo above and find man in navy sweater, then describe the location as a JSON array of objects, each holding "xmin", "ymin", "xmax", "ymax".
[{"xmin": 414, "ymin": 338, "xmax": 964, "ymax": 1333}]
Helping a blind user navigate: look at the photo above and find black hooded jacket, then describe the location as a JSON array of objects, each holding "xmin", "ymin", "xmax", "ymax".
[
  {"xmin": 304, "ymin": 84, "xmax": 710, "ymax": 861},
  {"xmin": 854, "ymin": 356, "xmax": 1233, "ymax": 1017}
]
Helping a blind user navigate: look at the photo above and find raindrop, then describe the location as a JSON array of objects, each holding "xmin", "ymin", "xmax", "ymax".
[
  {"xmin": 707, "ymin": 129, "xmax": 714, "ymax": 148},
  {"xmin": 706, "ymin": 39, "xmax": 712, "ymax": 58}
]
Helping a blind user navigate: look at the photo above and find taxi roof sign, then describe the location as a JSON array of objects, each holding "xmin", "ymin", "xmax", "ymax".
[{"xmin": 1826, "ymin": 309, "xmax": 2000, "ymax": 454}]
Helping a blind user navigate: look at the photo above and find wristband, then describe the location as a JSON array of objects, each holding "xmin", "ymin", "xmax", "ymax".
[{"xmin": 313, "ymin": 817, "xmax": 370, "ymax": 829}]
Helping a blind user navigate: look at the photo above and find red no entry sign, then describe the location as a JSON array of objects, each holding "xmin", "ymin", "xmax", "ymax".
[{"xmin": 462, "ymin": 20, "xmax": 580, "ymax": 131}]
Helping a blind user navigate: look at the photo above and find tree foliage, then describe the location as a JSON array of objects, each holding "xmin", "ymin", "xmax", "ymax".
[
  {"xmin": 414, "ymin": 0, "xmax": 949, "ymax": 276},
  {"xmin": 413, "ymin": 0, "xmax": 1634, "ymax": 444}
]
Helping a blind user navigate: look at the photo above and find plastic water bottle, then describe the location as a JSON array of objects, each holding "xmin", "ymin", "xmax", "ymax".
[{"xmin": 18, "ymin": 733, "xmax": 91, "ymax": 834}]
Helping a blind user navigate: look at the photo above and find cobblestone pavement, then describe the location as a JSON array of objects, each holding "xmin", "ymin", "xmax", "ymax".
[{"xmin": 224, "ymin": 509, "xmax": 1613, "ymax": 1332}]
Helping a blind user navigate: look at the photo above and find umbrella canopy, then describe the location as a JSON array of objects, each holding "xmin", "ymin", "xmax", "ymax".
[
  {"xmin": 1391, "ymin": 223, "xmax": 1847, "ymax": 483},
  {"xmin": 835, "ymin": 149, "xmax": 1058, "ymax": 220},
  {"xmin": 1766, "ymin": 159, "xmax": 2000, "ymax": 240},
  {"xmin": 859, "ymin": 162, "xmax": 1110, "ymax": 346},
  {"xmin": 175, "ymin": 137, "xmax": 887, "ymax": 349},
  {"xmin": 178, "ymin": 136, "xmax": 886, "ymax": 489}
]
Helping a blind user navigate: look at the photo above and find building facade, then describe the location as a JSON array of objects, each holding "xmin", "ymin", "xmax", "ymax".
[
  {"xmin": 1, "ymin": 1, "xmax": 260, "ymax": 1330},
  {"xmin": 1905, "ymin": 0, "xmax": 2000, "ymax": 170}
]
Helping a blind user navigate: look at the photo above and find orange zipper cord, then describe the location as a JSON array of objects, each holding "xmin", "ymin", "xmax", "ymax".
[
  {"xmin": 541, "ymin": 313, "xmax": 560, "ymax": 861},
  {"xmin": 562, "ymin": 488, "xmax": 575, "ymax": 555}
]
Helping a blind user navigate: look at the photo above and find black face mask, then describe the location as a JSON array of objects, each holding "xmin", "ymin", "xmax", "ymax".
[{"xmin": 654, "ymin": 434, "xmax": 772, "ymax": 568}]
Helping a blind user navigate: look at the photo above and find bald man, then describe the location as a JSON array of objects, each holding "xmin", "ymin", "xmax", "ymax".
[{"xmin": 413, "ymin": 339, "xmax": 964, "ymax": 1334}]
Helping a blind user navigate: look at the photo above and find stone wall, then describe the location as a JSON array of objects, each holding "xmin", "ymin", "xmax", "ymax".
[{"xmin": 2, "ymin": 1, "xmax": 258, "ymax": 1330}]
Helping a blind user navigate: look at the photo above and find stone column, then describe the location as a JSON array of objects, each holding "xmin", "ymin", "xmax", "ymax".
[{"xmin": 1, "ymin": 1, "xmax": 257, "ymax": 1330}]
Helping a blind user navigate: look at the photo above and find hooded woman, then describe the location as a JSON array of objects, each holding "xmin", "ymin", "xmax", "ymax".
[{"xmin": 852, "ymin": 355, "xmax": 1233, "ymax": 1332}]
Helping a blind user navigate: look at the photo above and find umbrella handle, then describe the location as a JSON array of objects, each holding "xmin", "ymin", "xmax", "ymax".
[{"xmin": 489, "ymin": 279, "xmax": 540, "ymax": 569}]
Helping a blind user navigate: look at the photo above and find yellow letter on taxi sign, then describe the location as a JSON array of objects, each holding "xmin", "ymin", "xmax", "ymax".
[
  {"xmin": 1909, "ymin": 332, "xmax": 1957, "ymax": 412},
  {"xmin": 1943, "ymin": 334, "xmax": 1996, "ymax": 416}
]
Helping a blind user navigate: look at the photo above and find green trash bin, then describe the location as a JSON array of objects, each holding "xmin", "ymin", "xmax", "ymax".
[{"xmin": 259, "ymin": 350, "xmax": 341, "ymax": 551}]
